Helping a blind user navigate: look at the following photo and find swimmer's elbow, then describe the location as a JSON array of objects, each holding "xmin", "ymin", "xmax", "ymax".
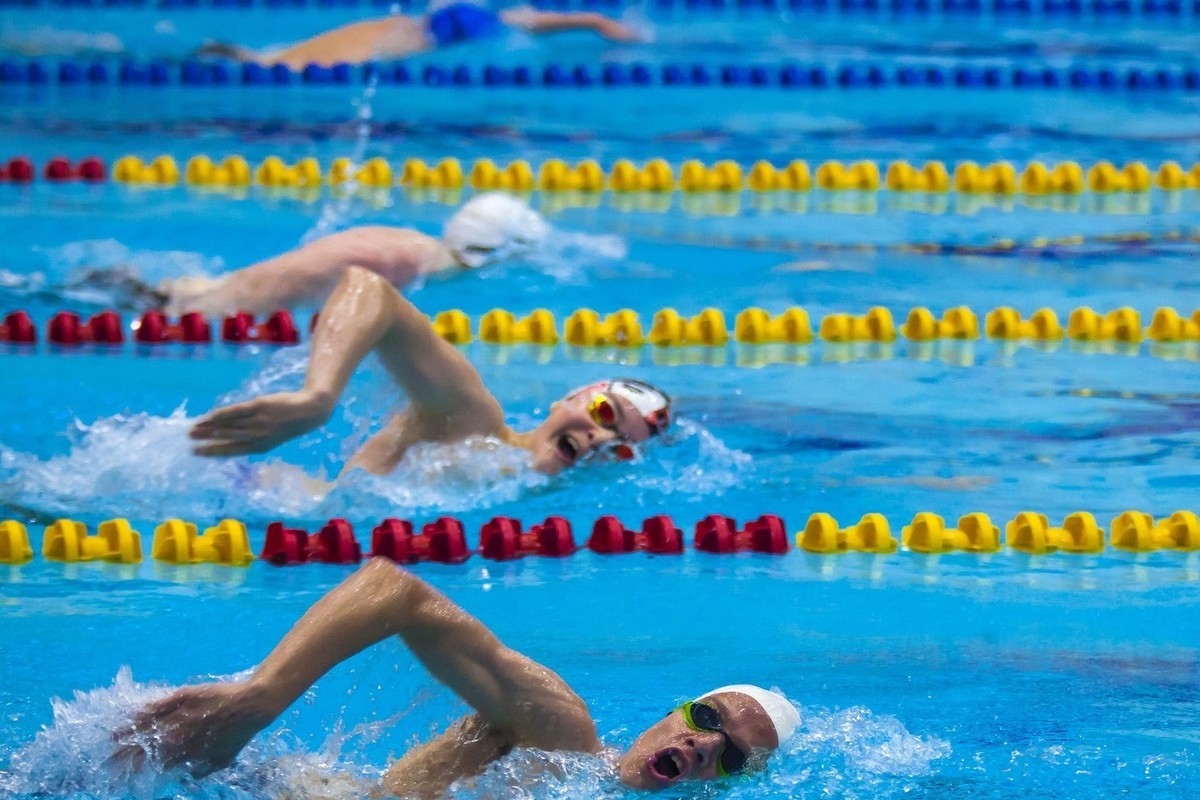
[
  {"xmin": 355, "ymin": 557, "xmax": 429, "ymax": 629},
  {"xmin": 340, "ymin": 264, "xmax": 388, "ymax": 290}
]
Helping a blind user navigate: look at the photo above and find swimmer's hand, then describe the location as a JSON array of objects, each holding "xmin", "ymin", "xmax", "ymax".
[
  {"xmin": 190, "ymin": 390, "xmax": 333, "ymax": 457},
  {"xmin": 111, "ymin": 681, "xmax": 276, "ymax": 777},
  {"xmin": 598, "ymin": 18, "xmax": 641, "ymax": 42}
]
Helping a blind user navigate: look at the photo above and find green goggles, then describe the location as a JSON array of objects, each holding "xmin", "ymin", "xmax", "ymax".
[{"xmin": 677, "ymin": 701, "xmax": 749, "ymax": 777}]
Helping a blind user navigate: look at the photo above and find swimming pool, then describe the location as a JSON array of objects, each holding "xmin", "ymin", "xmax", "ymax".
[{"xmin": 2, "ymin": 4, "xmax": 1200, "ymax": 799}]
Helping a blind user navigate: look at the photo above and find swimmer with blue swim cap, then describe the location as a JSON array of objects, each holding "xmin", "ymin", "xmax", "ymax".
[
  {"xmin": 188, "ymin": 263, "xmax": 671, "ymax": 475},
  {"xmin": 115, "ymin": 559, "xmax": 798, "ymax": 796},
  {"xmin": 196, "ymin": 1, "xmax": 641, "ymax": 72}
]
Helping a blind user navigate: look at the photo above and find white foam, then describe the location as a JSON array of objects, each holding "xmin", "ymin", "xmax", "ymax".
[
  {"xmin": 763, "ymin": 705, "xmax": 951, "ymax": 798},
  {"xmin": 36, "ymin": 239, "xmax": 222, "ymax": 285},
  {"xmin": 616, "ymin": 417, "xmax": 752, "ymax": 499},
  {"xmin": 521, "ymin": 228, "xmax": 629, "ymax": 284}
]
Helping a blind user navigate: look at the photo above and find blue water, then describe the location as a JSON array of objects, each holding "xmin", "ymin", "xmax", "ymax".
[{"xmin": 2, "ymin": 4, "xmax": 1200, "ymax": 799}]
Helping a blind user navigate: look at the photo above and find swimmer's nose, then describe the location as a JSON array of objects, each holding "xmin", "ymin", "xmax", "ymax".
[{"xmin": 685, "ymin": 734, "xmax": 723, "ymax": 776}]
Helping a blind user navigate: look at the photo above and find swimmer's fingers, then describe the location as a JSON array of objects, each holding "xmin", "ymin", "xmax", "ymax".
[
  {"xmin": 106, "ymin": 739, "xmax": 149, "ymax": 774},
  {"xmin": 192, "ymin": 438, "xmax": 275, "ymax": 457},
  {"xmin": 190, "ymin": 402, "xmax": 268, "ymax": 440}
]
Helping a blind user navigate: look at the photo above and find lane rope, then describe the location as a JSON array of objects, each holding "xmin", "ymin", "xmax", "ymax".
[
  {"xmin": 3, "ymin": 509, "xmax": 1197, "ymax": 565},
  {"xmin": 0, "ymin": 0, "xmax": 1194, "ymax": 15},
  {"xmin": 3, "ymin": 305, "xmax": 1200, "ymax": 348},
  {"xmin": 6, "ymin": 154, "xmax": 1200, "ymax": 195},
  {"xmin": 3, "ymin": 59, "xmax": 1200, "ymax": 91}
]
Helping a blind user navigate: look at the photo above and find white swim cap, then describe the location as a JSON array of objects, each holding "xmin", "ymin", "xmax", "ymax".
[
  {"xmin": 443, "ymin": 192, "xmax": 550, "ymax": 268},
  {"xmin": 697, "ymin": 685, "xmax": 800, "ymax": 745}
]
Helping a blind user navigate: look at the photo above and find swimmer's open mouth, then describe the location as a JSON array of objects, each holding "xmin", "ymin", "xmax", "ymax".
[
  {"xmin": 555, "ymin": 434, "xmax": 579, "ymax": 464},
  {"xmin": 649, "ymin": 748, "xmax": 685, "ymax": 782}
]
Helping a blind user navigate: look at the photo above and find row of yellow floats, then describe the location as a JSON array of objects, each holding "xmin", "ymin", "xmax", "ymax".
[
  {"xmin": 0, "ymin": 518, "xmax": 253, "ymax": 565},
  {"xmin": 428, "ymin": 305, "xmax": 1200, "ymax": 347},
  {"xmin": 798, "ymin": 510, "xmax": 1200, "ymax": 554},
  {"xmin": 110, "ymin": 155, "xmax": 1200, "ymax": 194}
]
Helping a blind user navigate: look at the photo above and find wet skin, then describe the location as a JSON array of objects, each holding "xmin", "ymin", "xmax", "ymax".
[
  {"xmin": 518, "ymin": 387, "xmax": 655, "ymax": 474},
  {"xmin": 617, "ymin": 692, "xmax": 782, "ymax": 789}
]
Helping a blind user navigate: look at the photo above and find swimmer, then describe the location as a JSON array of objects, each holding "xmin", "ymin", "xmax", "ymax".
[
  {"xmin": 114, "ymin": 558, "xmax": 799, "ymax": 796},
  {"xmin": 33, "ymin": 193, "xmax": 550, "ymax": 317},
  {"xmin": 197, "ymin": 2, "xmax": 641, "ymax": 71},
  {"xmin": 189, "ymin": 265, "xmax": 671, "ymax": 474}
]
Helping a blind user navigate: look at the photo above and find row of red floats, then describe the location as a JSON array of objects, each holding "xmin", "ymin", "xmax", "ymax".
[
  {"xmin": 261, "ymin": 514, "xmax": 790, "ymax": 565},
  {"xmin": 0, "ymin": 156, "xmax": 106, "ymax": 183},
  {"xmin": 0, "ymin": 309, "xmax": 300, "ymax": 345}
]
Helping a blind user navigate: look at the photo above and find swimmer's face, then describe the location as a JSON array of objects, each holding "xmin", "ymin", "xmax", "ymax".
[
  {"xmin": 617, "ymin": 692, "xmax": 780, "ymax": 789},
  {"xmin": 525, "ymin": 386, "xmax": 655, "ymax": 474}
]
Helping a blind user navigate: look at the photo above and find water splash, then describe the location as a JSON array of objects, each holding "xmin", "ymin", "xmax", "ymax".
[
  {"xmin": 617, "ymin": 418, "xmax": 752, "ymax": 499},
  {"xmin": 1, "ymin": 240, "xmax": 224, "ymax": 311},
  {"xmin": 520, "ymin": 228, "xmax": 630, "ymax": 285},
  {"xmin": 0, "ymin": 23, "xmax": 124, "ymax": 57},
  {"xmin": 763, "ymin": 705, "xmax": 951, "ymax": 799},
  {"xmin": 1, "ymin": 666, "xmax": 175, "ymax": 800},
  {"xmin": 450, "ymin": 748, "xmax": 625, "ymax": 800},
  {"xmin": 0, "ymin": 407, "xmax": 550, "ymax": 523},
  {"xmin": 37, "ymin": 240, "xmax": 222, "ymax": 285},
  {"xmin": 0, "ymin": 667, "xmax": 380, "ymax": 800}
]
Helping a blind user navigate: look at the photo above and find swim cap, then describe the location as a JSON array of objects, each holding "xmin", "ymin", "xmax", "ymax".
[
  {"xmin": 697, "ymin": 685, "xmax": 800, "ymax": 745},
  {"xmin": 568, "ymin": 378, "xmax": 672, "ymax": 437},
  {"xmin": 443, "ymin": 193, "xmax": 550, "ymax": 268}
]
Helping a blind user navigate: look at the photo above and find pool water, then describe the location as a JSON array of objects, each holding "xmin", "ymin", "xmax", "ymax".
[{"xmin": 2, "ymin": 3, "xmax": 1200, "ymax": 799}]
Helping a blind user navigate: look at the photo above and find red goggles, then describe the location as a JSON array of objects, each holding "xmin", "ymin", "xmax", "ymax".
[{"xmin": 587, "ymin": 393, "xmax": 637, "ymax": 461}]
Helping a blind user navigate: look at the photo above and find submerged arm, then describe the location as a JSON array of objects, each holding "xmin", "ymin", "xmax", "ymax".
[
  {"xmin": 120, "ymin": 560, "xmax": 597, "ymax": 776},
  {"xmin": 169, "ymin": 228, "xmax": 449, "ymax": 317},
  {"xmin": 190, "ymin": 266, "xmax": 500, "ymax": 456}
]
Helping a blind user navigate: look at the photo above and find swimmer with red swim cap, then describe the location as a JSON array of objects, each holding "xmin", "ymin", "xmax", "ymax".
[
  {"xmin": 188, "ymin": 265, "xmax": 671, "ymax": 475},
  {"xmin": 115, "ymin": 560, "xmax": 798, "ymax": 796}
]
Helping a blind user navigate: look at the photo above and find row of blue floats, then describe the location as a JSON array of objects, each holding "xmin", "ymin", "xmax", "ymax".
[
  {"xmin": 2, "ymin": 60, "xmax": 1199, "ymax": 91},
  {"xmin": 2, "ymin": 0, "xmax": 1200, "ymax": 13}
]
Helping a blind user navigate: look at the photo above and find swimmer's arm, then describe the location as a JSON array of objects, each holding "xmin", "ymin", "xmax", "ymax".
[
  {"xmin": 501, "ymin": 8, "xmax": 641, "ymax": 41},
  {"xmin": 191, "ymin": 267, "xmax": 500, "ymax": 456},
  {"xmin": 252, "ymin": 560, "xmax": 599, "ymax": 751},
  {"xmin": 178, "ymin": 228, "xmax": 439, "ymax": 317}
]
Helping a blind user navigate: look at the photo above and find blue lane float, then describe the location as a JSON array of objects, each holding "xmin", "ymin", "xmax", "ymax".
[
  {"xmin": 2, "ymin": 59, "xmax": 1200, "ymax": 92},
  {"xmin": 0, "ymin": 0, "xmax": 1195, "ymax": 12}
]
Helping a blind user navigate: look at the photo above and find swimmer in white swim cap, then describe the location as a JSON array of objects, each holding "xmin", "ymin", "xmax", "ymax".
[
  {"xmin": 617, "ymin": 684, "xmax": 800, "ymax": 788},
  {"xmin": 114, "ymin": 561, "xmax": 795, "ymax": 797},
  {"xmin": 43, "ymin": 194, "xmax": 553, "ymax": 318},
  {"xmin": 442, "ymin": 192, "xmax": 551, "ymax": 269},
  {"xmin": 188, "ymin": 267, "xmax": 672, "ymax": 477}
]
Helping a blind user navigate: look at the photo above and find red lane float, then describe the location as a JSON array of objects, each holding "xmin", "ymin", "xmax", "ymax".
[
  {"xmin": 261, "ymin": 514, "xmax": 790, "ymax": 567},
  {"xmin": 261, "ymin": 518, "xmax": 363, "ymax": 565},
  {"xmin": 694, "ymin": 514, "xmax": 790, "ymax": 554},
  {"xmin": 135, "ymin": 310, "xmax": 212, "ymax": 343},
  {"xmin": 370, "ymin": 517, "xmax": 471, "ymax": 564},
  {"xmin": 480, "ymin": 515, "xmax": 576, "ymax": 560},
  {"xmin": 3, "ymin": 309, "xmax": 302, "ymax": 348},
  {"xmin": 221, "ymin": 310, "xmax": 300, "ymax": 344},
  {"xmin": 48, "ymin": 311, "xmax": 124, "ymax": 345},
  {"xmin": 43, "ymin": 156, "xmax": 107, "ymax": 183},
  {"xmin": 0, "ymin": 311, "xmax": 36, "ymax": 344},
  {"xmin": 0, "ymin": 157, "xmax": 35, "ymax": 184},
  {"xmin": 586, "ymin": 515, "xmax": 684, "ymax": 555}
]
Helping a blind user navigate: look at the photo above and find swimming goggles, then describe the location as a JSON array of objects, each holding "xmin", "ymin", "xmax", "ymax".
[
  {"xmin": 676, "ymin": 700, "xmax": 749, "ymax": 777},
  {"xmin": 584, "ymin": 379, "xmax": 672, "ymax": 461}
]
